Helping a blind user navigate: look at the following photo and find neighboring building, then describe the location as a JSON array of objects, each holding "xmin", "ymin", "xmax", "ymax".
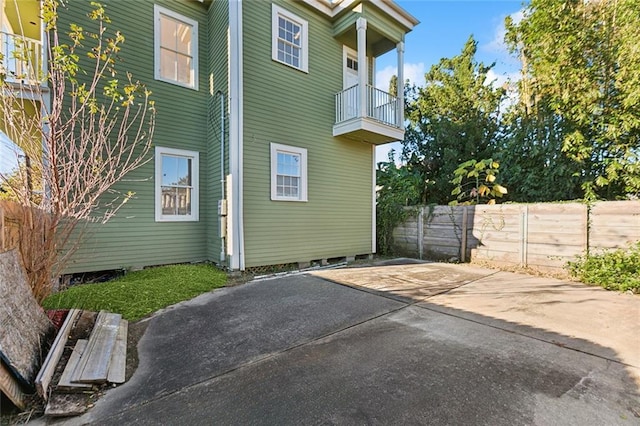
[
  {"xmin": 2, "ymin": 0, "xmax": 418, "ymax": 272},
  {"xmin": 0, "ymin": 0, "xmax": 47, "ymax": 183}
]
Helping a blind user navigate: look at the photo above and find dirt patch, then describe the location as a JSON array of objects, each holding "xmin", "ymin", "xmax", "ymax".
[{"xmin": 125, "ymin": 320, "xmax": 148, "ymax": 382}]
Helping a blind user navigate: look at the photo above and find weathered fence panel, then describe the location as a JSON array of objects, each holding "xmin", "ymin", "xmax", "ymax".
[
  {"xmin": 0, "ymin": 201, "xmax": 21, "ymax": 252},
  {"xmin": 589, "ymin": 200, "xmax": 640, "ymax": 250},
  {"xmin": 392, "ymin": 200, "xmax": 640, "ymax": 274}
]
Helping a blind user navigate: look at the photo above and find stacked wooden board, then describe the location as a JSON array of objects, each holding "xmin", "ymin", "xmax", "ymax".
[{"xmin": 34, "ymin": 310, "xmax": 128, "ymax": 417}]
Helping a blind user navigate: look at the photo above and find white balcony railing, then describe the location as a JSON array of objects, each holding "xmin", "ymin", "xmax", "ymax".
[
  {"xmin": 335, "ymin": 84, "xmax": 401, "ymax": 128},
  {"xmin": 0, "ymin": 31, "xmax": 44, "ymax": 85}
]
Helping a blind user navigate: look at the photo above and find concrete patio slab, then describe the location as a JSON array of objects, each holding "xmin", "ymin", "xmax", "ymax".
[
  {"xmin": 315, "ymin": 262, "xmax": 640, "ymax": 383},
  {"xmin": 312, "ymin": 262, "xmax": 498, "ymax": 303},
  {"xmin": 424, "ymin": 270, "xmax": 640, "ymax": 380},
  {"xmin": 34, "ymin": 261, "xmax": 640, "ymax": 425}
]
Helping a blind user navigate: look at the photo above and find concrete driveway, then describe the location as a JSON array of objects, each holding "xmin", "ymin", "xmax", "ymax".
[{"xmin": 48, "ymin": 260, "xmax": 639, "ymax": 425}]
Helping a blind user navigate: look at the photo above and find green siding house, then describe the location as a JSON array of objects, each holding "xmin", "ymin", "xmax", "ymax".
[{"xmin": 59, "ymin": 0, "xmax": 418, "ymax": 272}]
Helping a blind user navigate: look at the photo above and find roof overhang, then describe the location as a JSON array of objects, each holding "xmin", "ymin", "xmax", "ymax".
[{"xmin": 300, "ymin": 0, "xmax": 420, "ymax": 32}]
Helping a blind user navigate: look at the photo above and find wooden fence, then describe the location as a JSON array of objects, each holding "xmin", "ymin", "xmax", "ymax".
[
  {"xmin": 0, "ymin": 200, "xmax": 21, "ymax": 252},
  {"xmin": 392, "ymin": 200, "xmax": 640, "ymax": 274}
]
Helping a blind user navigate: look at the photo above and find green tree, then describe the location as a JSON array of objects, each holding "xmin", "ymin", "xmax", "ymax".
[
  {"xmin": 506, "ymin": 0, "xmax": 640, "ymax": 199},
  {"xmin": 403, "ymin": 36, "xmax": 506, "ymax": 204},
  {"xmin": 375, "ymin": 151, "xmax": 424, "ymax": 254},
  {"xmin": 499, "ymin": 100, "xmax": 584, "ymax": 202}
]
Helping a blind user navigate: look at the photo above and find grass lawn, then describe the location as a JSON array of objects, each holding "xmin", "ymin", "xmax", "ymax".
[{"xmin": 42, "ymin": 264, "xmax": 227, "ymax": 321}]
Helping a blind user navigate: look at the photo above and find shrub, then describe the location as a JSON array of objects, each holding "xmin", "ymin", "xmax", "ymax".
[{"xmin": 567, "ymin": 242, "xmax": 640, "ymax": 293}]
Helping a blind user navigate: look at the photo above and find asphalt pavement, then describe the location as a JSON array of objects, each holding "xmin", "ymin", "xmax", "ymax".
[{"xmin": 39, "ymin": 261, "xmax": 640, "ymax": 425}]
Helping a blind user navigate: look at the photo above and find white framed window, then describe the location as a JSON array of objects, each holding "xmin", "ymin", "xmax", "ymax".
[
  {"xmin": 155, "ymin": 147, "xmax": 199, "ymax": 221},
  {"xmin": 270, "ymin": 143, "xmax": 308, "ymax": 202},
  {"xmin": 154, "ymin": 5, "xmax": 198, "ymax": 89},
  {"xmin": 271, "ymin": 4, "xmax": 308, "ymax": 73}
]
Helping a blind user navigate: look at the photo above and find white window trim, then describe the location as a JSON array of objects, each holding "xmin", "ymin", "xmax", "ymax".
[
  {"xmin": 155, "ymin": 146, "xmax": 200, "ymax": 222},
  {"xmin": 154, "ymin": 5, "xmax": 199, "ymax": 90},
  {"xmin": 270, "ymin": 143, "xmax": 308, "ymax": 202},
  {"xmin": 271, "ymin": 4, "xmax": 309, "ymax": 73}
]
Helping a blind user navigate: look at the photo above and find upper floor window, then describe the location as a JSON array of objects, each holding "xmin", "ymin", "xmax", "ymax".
[
  {"xmin": 154, "ymin": 5, "xmax": 198, "ymax": 89},
  {"xmin": 271, "ymin": 4, "xmax": 308, "ymax": 73}
]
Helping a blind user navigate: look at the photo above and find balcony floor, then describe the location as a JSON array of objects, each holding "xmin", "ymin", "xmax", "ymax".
[{"xmin": 333, "ymin": 117, "xmax": 404, "ymax": 145}]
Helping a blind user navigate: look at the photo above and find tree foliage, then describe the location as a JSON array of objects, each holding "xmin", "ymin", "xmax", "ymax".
[
  {"xmin": 450, "ymin": 159, "xmax": 507, "ymax": 205},
  {"xmin": 402, "ymin": 36, "xmax": 506, "ymax": 204},
  {"xmin": 376, "ymin": 151, "xmax": 423, "ymax": 254},
  {"xmin": 499, "ymin": 101, "xmax": 584, "ymax": 202},
  {"xmin": 506, "ymin": 0, "xmax": 640, "ymax": 199}
]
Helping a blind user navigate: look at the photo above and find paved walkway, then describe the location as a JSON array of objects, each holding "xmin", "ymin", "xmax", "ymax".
[{"xmin": 40, "ymin": 261, "xmax": 639, "ymax": 425}]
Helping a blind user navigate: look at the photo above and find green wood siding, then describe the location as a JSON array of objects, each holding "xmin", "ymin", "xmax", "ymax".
[
  {"xmin": 205, "ymin": 0, "xmax": 229, "ymax": 263},
  {"xmin": 62, "ymin": 0, "xmax": 210, "ymax": 273},
  {"xmin": 241, "ymin": 0, "xmax": 374, "ymax": 267}
]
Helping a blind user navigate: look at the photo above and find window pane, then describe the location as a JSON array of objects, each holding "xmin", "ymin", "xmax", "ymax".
[
  {"xmin": 275, "ymin": 150, "xmax": 301, "ymax": 198},
  {"xmin": 161, "ymin": 186, "xmax": 177, "ymax": 215},
  {"xmin": 277, "ymin": 14, "xmax": 303, "ymax": 69},
  {"xmin": 277, "ymin": 152, "xmax": 300, "ymax": 177},
  {"xmin": 176, "ymin": 157, "xmax": 191, "ymax": 186},
  {"xmin": 290, "ymin": 177, "xmax": 299, "ymax": 197},
  {"xmin": 176, "ymin": 54, "xmax": 192, "ymax": 85},
  {"xmin": 160, "ymin": 16, "xmax": 177, "ymax": 50},
  {"xmin": 160, "ymin": 49, "xmax": 176, "ymax": 80},
  {"xmin": 176, "ymin": 187, "xmax": 191, "ymax": 215},
  {"xmin": 158, "ymin": 11, "xmax": 194, "ymax": 86},
  {"xmin": 176, "ymin": 22, "xmax": 192, "ymax": 54},
  {"xmin": 162, "ymin": 155, "xmax": 178, "ymax": 185}
]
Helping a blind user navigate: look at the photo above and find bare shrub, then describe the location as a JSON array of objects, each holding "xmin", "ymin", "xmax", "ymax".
[{"xmin": 0, "ymin": 0, "xmax": 155, "ymax": 302}]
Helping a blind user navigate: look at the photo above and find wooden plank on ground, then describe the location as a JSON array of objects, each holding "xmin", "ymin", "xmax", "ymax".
[
  {"xmin": 75, "ymin": 311, "xmax": 121, "ymax": 384},
  {"xmin": 35, "ymin": 309, "xmax": 81, "ymax": 399},
  {"xmin": 56, "ymin": 340, "xmax": 92, "ymax": 392},
  {"xmin": 0, "ymin": 361, "xmax": 26, "ymax": 410},
  {"xmin": 107, "ymin": 320, "xmax": 128, "ymax": 384},
  {"xmin": 44, "ymin": 393, "xmax": 91, "ymax": 417}
]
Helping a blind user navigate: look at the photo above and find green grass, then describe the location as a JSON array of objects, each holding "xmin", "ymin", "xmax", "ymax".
[
  {"xmin": 42, "ymin": 264, "xmax": 227, "ymax": 321},
  {"xmin": 567, "ymin": 242, "xmax": 640, "ymax": 293}
]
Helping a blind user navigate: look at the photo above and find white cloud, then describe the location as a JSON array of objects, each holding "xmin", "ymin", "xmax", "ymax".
[
  {"xmin": 484, "ymin": 9, "xmax": 524, "ymax": 56},
  {"xmin": 485, "ymin": 68, "xmax": 520, "ymax": 89},
  {"xmin": 375, "ymin": 62, "xmax": 426, "ymax": 90},
  {"xmin": 485, "ymin": 68, "xmax": 521, "ymax": 112}
]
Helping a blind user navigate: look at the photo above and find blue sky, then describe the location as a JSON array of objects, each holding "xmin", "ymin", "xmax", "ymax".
[
  {"xmin": 375, "ymin": 0, "xmax": 525, "ymax": 163},
  {"xmin": 0, "ymin": 131, "xmax": 22, "ymax": 176}
]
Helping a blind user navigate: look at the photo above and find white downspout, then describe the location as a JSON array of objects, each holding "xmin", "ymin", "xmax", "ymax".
[{"xmin": 216, "ymin": 90, "xmax": 226, "ymax": 263}]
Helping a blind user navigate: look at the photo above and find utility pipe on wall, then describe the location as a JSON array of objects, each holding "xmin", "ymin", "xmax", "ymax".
[{"xmin": 216, "ymin": 90, "xmax": 226, "ymax": 263}]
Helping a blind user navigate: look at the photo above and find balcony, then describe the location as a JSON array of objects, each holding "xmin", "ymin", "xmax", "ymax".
[
  {"xmin": 333, "ymin": 84, "xmax": 404, "ymax": 145},
  {"xmin": 1, "ymin": 31, "xmax": 45, "ymax": 86}
]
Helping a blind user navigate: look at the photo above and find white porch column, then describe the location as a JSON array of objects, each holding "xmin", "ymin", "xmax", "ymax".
[
  {"xmin": 397, "ymin": 40, "xmax": 405, "ymax": 129},
  {"xmin": 356, "ymin": 17, "xmax": 367, "ymax": 118}
]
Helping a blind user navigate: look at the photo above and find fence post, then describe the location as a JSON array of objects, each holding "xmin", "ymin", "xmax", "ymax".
[
  {"xmin": 520, "ymin": 205, "xmax": 529, "ymax": 267},
  {"xmin": 583, "ymin": 203, "xmax": 590, "ymax": 256},
  {"xmin": 460, "ymin": 206, "xmax": 468, "ymax": 262},
  {"xmin": 417, "ymin": 206, "xmax": 424, "ymax": 259},
  {"xmin": 0, "ymin": 206, "xmax": 4, "ymax": 251}
]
